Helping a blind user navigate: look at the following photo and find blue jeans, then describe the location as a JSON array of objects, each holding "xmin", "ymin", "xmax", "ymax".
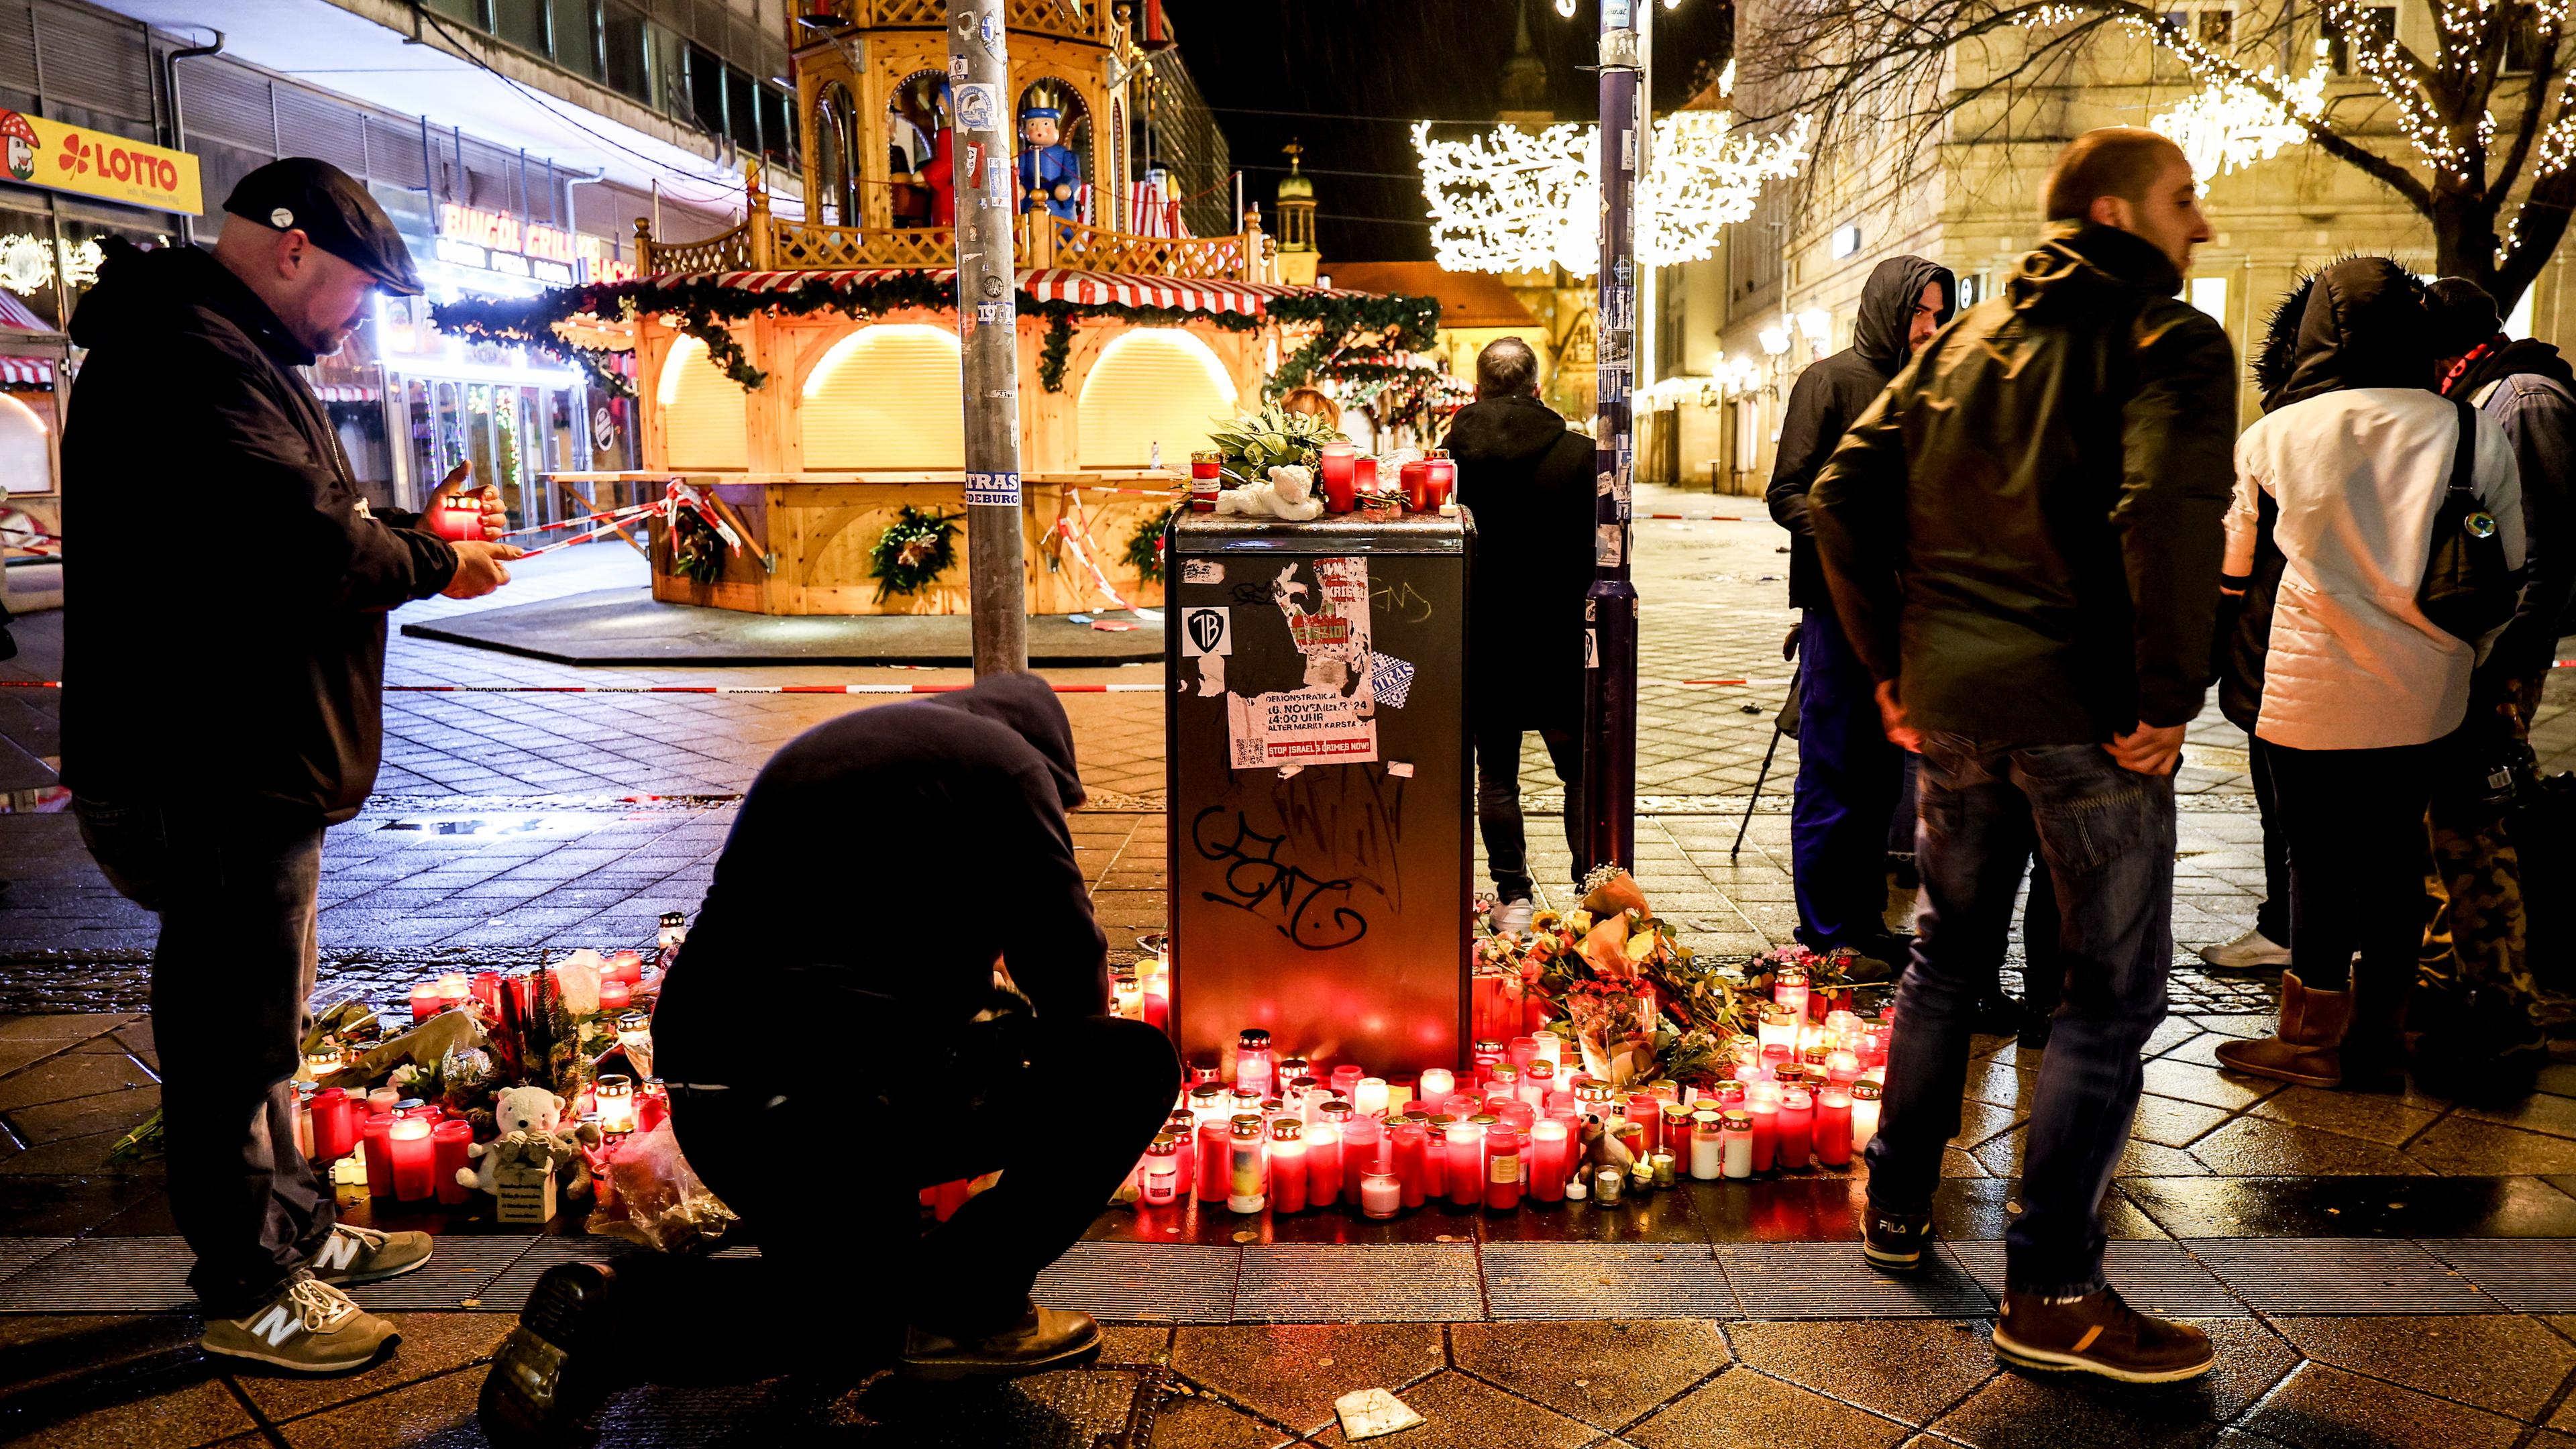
[
  {"xmin": 74, "ymin": 796, "xmax": 331, "ymax": 1316},
  {"xmin": 1792, "ymin": 609, "xmax": 1905, "ymax": 949},
  {"xmin": 1863, "ymin": 733, "xmax": 2176, "ymax": 1297}
]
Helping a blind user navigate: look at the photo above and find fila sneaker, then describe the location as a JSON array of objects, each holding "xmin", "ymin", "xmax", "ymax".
[
  {"xmin": 200, "ymin": 1276, "xmax": 398, "ymax": 1374},
  {"xmin": 1862, "ymin": 1208, "xmax": 1935, "ymax": 1272},
  {"xmin": 309, "ymin": 1223, "xmax": 433, "ymax": 1286}
]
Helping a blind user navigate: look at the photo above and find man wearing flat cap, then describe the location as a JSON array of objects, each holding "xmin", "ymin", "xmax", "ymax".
[{"xmin": 61, "ymin": 158, "xmax": 521, "ymax": 1375}]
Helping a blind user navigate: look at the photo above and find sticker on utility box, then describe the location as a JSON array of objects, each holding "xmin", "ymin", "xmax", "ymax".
[
  {"xmin": 1181, "ymin": 558, "xmax": 1224, "ymax": 585},
  {"xmin": 1180, "ymin": 606, "xmax": 1232, "ymax": 656}
]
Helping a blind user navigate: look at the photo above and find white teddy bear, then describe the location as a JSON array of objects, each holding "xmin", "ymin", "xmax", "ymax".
[
  {"xmin": 1216, "ymin": 464, "xmax": 1325, "ymax": 521},
  {"xmin": 458, "ymin": 1085, "xmax": 586, "ymax": 1195}
]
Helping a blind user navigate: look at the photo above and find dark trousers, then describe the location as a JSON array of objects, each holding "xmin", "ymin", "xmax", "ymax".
[
  {"xmin": 1792, "ymin": 609, "xmax": 1905, "ymax": 949},
  {"xmin": 2259, "ymin": 737, "xmax": 2437, "ymax": 996},
  {"xmin": 1475, "ymin": 722, "xmax": 1584, "ymax": 901},
  {"xmin": 74, "ymin": 796, "xmax": 332, "ymax": 1318},
  {"xmin": 627, "ymin": 1014, "xmax": 1179, "ymax": 1382},
  {"xmin": 1866, "ymin": 734, "xmax": 2176, "ymax": 1297},
  {"xmin": 2249, "ymin": 740, "xmax": 2292, "ymax": 944}
]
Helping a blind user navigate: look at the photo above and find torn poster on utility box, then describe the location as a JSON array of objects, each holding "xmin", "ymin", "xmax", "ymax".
[{"xmin": 1224, "ymin": 555, "xmax": 1379, "ymax": 769}]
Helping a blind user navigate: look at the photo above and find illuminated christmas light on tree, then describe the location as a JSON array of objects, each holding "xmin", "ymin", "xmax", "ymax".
[
  {"xmin": 1413, "ymin": 111, "xmax": 1810, "ymax": 275},
  {"xmin": 2148, "ymin": 44, "xmax": 2332, "ymax": 178}
]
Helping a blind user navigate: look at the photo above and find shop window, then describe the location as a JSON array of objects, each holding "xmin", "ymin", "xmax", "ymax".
[
  {"xmin": 686, "ymin": 44, "xmax": 726, "ymax": 137},
  {"xmin": 799, "ymin": 324, "xmax": 964, "ymax": 470},
  {"xmin": 1078, "ymin": 329, "xmax": 1236, "ymax": 468},
  {"xmin": 602, "ymin": 2, "xmax": 653, "ymax": 101},
  {"xmin": 759, "ymin": 85, "xmax": 793, "ymax": 165},
  {"xmin": 659, "ymin": 333, "xmax": 749, "ymax": 470},
  {"xmin": 0, "ymin": 392, "xmax": 54, "ymax": 496},
  {"xmin": 726, "ymin": 67, "xmax": 760, "ymax": 152}
]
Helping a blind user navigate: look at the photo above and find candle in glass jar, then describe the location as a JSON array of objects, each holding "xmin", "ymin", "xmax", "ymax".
[
  {"xmin": 1775, "ymin": 965, "xmax": 1810, "ymax": 1023},
  {"xmin": 1195, "ymin": 1118, "xmax": 1230, "ymax": 1202},
  {"xmin": 310, "ymin": 1087, "xmax": 355, "ymax": 1163},
  {"xmin": 1270, "ymin": 1120, "xmax": 1308, "ymax": 1212},
  {"xmin": 1387, "ymin": 1075, "xmax": 1417, "ymax": 1114},
  {"xmin": 1341, "ymin": 1112, "xmax": 1383, "ymax": 1199},
  {"xmin": 594, "ymin": 1075, "xmax": 637, "ymax": 1134},
  {"xmin": 1827, "ymin": 1049, "xmax": 1862, "ymax": 1085},
  {"xmin": 1483, "ymin": 1128, "xmax": 1523, "ymax": 1210},
  {"xmin": 1486, "ymin": 1064, "xmax": 1519, "ymax": 1106},
  {"xmin": 1360, "ymin": 1169, "xmax": 1403, "ymax": 1220},
  {"xmin": 1190, "ymin": 449, "xmax": 1224, "ymax": 511},
  {"xmin": 1528, "ymin": 1118, "xmax": 1569, "ymax": 1203},
  {"xmin": 1849, "ymin": 1080, "xmax": 1883, "ymax": 1153},
  {"xmin": 1164, "ymin": 1110, "xmax": 1198, "ymax": 1189},
  {"xmin": 1658, "ymin": 1102, "xmax": 1692, "ymax": 1159},
  {"xmin": 359, "ymin": 1112, "xmax": 394, "ymax": 1196},
  {"xmin": 598, "ymin": 978, "xmax": 633, "ymax": 1013},
  {"xmin": 1317, "ymin": 441, "xmax": 1359, "ymax": 512},
  {"xmin": 1142, "ymin": 1134, "xmax": 1180, "ymax": 1205},
  {"xmin": 1520, "ymin": 1058, "xmax": 1554, "ymax": 1108},
  {"xmin": 1595, "ymin": 1166, "xmax": 1625, "ymax": 1205},
  {"xmin": 1421, "ymin": 1116, "xmax": 1452, "ymax": 1197},
  {"xmin": 1710, "ymin": 1080, "xmax": 1748, "ymax": 1110},
  {"xmin": 1721, "ymin": 1110, "xmax": 1754, "ymax": 1178},
  {"xmin": 1651, "ymin": 1150, "xmax": 1678, "ymax": 1189},
  {"xmin": 1758, "ymin": 1005, "xmax": 1798, "ymax": 1056},
  {"xmin": 1776, "ymin": 1087, "xmax": 1815, "ymax": 1170},
  {"xmin": 1226, "ymin": 1115, "xmax": 1268, "ymax": 1214},
  {"xmin": 1493, "ymin": 1099, "xmax": 1536, "ymax": 1137},
  {"xmin": 1331, "ymin": 1065, "xmax": 1364, "ymax": 1103},
  {"xmin": 409, "ymin": 982, "xmax": 443, "ymax": 1023},
  {"xmin": 1445, "ymin": 1121, "xmax": 1486, "ymax": 1208},
  {"xmin": 1389, "ymin": 1120, "xmax": 1429, "ymax": 1208},
  {"xmin": 1507, "ymin": 1036, "xmax": 1540, "ymax": 1072},
  {"xmin": 1417, "ymin": 1068, "xmax": 1456, "ymax": 1116},
  {"xmin": 433, "ymin": 1119, "xmax": 474, "ymax": 1205},
  {"xmin": 1689, "ymin": 1109, "xmax": 1725, "ymax": 1180},
  {"xmin": 1746, "ymin": 1083, "xmax": 1780, "ymax": 1173},
  {"xmin": 1471, "ymin": 1038, "xmax": 1504, "ymax": 1081},
  {"xmin": 1353, "ymin": 1076, "xmax": 1390, "ymax": 1118},
  {"xmin": 386, "ymin": 1113, "xmax": 436, "ymax": 1201},
  {"xmin": 1235, "ymin": 1029, "xmax": 1275, "ymax": 1098},
  {"xmin": 1189, "ymin": 1082, "xmax": 1228, "ymax": 1124},
  {"xmin": 1815, "ymin": 1084, "xmax": 1854, "ymax": 1166}
]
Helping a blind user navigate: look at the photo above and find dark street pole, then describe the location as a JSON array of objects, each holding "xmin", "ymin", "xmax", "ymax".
[
  {"xmin": 1581, "ymin": 0, "xmax": 1640, "ymax": 877},
  {"xmin": 950, "ymin": 0, "xmax": 1028, "ymax": 676}
]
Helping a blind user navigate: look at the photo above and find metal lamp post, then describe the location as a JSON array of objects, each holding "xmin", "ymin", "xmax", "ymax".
[
  {"xmin": 950, "ymin": 0, "xmax": 1029, "ymax": 677},
  {"xmin": 1580, "ymin": 0, "xmax": 1644, "ymax": 877}
]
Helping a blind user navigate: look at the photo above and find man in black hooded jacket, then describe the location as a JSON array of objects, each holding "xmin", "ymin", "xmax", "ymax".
[
  {"xmin": 1768, "ymin": 256, "xmax": 1953, "ymax": 966},
  {"xmin": 480, "ymin": 674, "xmax": 1182, "ymax": 1442},
  {"xmin": 62, "ymin": 160, "xmax": 521, "ymax": 1375}
]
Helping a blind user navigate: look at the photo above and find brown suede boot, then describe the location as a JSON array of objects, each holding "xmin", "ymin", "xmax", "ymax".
[
  {"xmin": 2340, "ymin": 974, "xmax": 2414, "ymax": 1093},
  {"xmin": 2214, "ymin": 971, "xmax": 2353, "ymax": 1087}
]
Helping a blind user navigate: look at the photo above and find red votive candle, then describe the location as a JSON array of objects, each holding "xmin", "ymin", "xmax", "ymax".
[
  {"xmin": 310, "ymin": 1088, "xmax": 355, "ymax": 1164},
  {"xmin": 1423, "ymin": 449, "xmax": 1456, "ymax": 509},
  {"xmin": 1236, "ymin": 1029, "xmax": 1275, "ymax": 1098},
  {"xmin": 605, "ymin": 951, "xmax": 645, "ymax": 985},
  {"xmin": 1529, "ymin": 1118, "xmax": 1569, "ymax": 1203},
  {"xmin": 1623, "ymin": 1094, "xmax": 1661, "ymax": 1155},
  {"xmin": 1483, "ymin": 1128, "xmax": 1523, "ymax": 1211},
  {"xmin": 433, "ymin": 1120, "xmax": 474, "ymax": 1205},
  {"xmin": 1341, "ymin": 1114, "xmax": 1383, "ymax": 1201},
  {"xmin": 1493, "ymin": 1099, "xmax": 1536, "ymax": 1136},
  {"xmin": 1306, "ymin": 1122, "xmax": 1342, "ymax": 1207},
  {"xmin": 1318, "ymin": 441, "xmax": 1358, "ymax": 513},
  {"xmin": 1446, "ymin": 1121, "xmax": 1485, "ymax": 1208},
  {"xmin": 1746, "ymin": 1085, "xmax": 1780, "ymax": 1173},
  {"xmin": 1194, "ymin": 1118, "xmax": 1230, "ymax": 1203},
  {"xmin": 1421, "ymin": 1116, "xmax": 1452, "ymax": 1197},
  {"xmin": 1163, "ymin": 1110, "xmax": 1197, "ymax": 1189},
  {"xmin": 1191, "ymin": 449, "xmax": 1224, "ymax": 511},
  {"xmin": 1417, "ymin": 1068, "xmax": 1456, "ymax": 1118},
  {"xmin": 1330, "ymin": 1065, "xmax": 1363, "ymax": 1103},
  {"xmin": 1471, "ymin": 1039, "xmax": 1504, "ymax": 1081},
  {"xmin": 1814, "ymin": 1084, "xmax": 1854, "ymax": 1167},
  {"xmin": 598, "ymin": 979, "xmax": 633, "ymax": 1013},
  {"xmin": 360, "ymin": 1112, "xmax": 394, "ymax": 1197},
  {"xmin": 1270, "ymin": 1120, "xmax": 1308, "ymax": 1213},
  {"xmin": 387, "ymin": 1113, "xmax": 436, "ymax": 1201},
  {"xmin": 409, "ymin": 983, "xmax": 443, "ymax": 1023},
  {"xmin": 1776, "ymin": 1086, "xmax": 1815, "ymax": 1171},
  {"xmin": 1390, "ymin": 1120, "xmax": 1428, "ymax": 1209}
]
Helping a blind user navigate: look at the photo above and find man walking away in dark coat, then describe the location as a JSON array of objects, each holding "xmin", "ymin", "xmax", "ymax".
[
  {"xmin": 62, "ymin": 159, "xmax": 521, "ymax": 1376},
  {"xmin": 1809, "ymin": 127, "xmax": 2235, "ymax": 1383},
  {"xmin": 1444, "ymin": 337, "xmax": 1598, "ymax": 934},
  {"xmin": 2419, "ymin": 278, "xmax": 2576, "ymax": 1079},
  {"xmin": 1768, "ymin": 254, "xmax": 1953, "ymax": 970},
  {"xmin": 480, "ymin": 674, "xmax": 1182, "ymax": 1443}
]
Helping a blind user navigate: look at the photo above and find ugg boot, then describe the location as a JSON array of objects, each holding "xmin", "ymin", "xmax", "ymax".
[
  {"xmin": 2341, "ymin": 973, "xmax": 2414, "ymax": 1094},
  {"xmin": 2214, "ymin": 972, "xmax": 2353, "ymax": 1087}
]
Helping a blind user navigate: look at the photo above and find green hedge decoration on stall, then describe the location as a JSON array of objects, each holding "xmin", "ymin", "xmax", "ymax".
[
  {"xmin": 869, "ymin": 505, "xmax": 962, "ymax": 601},
  {"xmin": 1124, "ymin": 502, "xmax": 1179, "ymax": 584}
]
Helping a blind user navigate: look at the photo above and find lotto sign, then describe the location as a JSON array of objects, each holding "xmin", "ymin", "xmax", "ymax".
[{"xmin": 0, "ymin": 110, "xmax": 201, "ymax": 215}]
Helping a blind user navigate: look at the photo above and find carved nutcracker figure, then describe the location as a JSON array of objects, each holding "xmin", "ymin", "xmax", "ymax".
[{"xmin": 1017, "ymin": 106, "xmax": 1081, "ymax": 221}]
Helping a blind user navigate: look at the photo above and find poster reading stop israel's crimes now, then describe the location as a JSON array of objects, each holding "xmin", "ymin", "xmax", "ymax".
[{"xmin": 1224, "ymin": 555, "xmax": 1379, "ymax": 769}]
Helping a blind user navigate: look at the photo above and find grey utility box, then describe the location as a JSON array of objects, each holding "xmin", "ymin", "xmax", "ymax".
[{"xmin": 1162, "ymin": 511, "xmax": 1474, "ymax": 1076}]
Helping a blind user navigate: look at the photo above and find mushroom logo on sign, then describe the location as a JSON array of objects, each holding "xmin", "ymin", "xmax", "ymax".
[{"xmin": 0, "ymin": 113, "xmax": 35, "ymax": 184}]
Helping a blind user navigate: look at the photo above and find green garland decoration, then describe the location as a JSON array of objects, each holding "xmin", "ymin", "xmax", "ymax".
[
  {"xmin": 431, "ymin": 274, "xmax": 1443, "ymax": 398},
  {"xmin": 869, "ymin": 504, "xmax": 963, "ymax": 600},
  {"xmin": 1124, "ymin": 502, "xmax": 1179, "ymax": 584}
]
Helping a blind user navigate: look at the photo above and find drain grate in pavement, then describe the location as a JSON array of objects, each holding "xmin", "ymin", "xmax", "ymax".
[
  {"xmin": 1481, "ymin": 1242, "xmax": 1737, "ymax": 1320},
  {"xmin": 0, "ymin": 1236, "xmax": 197, "ymax": 1313},
  {"xmin": 2183, "ymin": 1239, "xmax": 2502, "ymax": 1314},
  {"xmin": 1234, "ymin": 1244, "xmax": 1482, "ymax": 1322},
  {"xmin": 1034, "ymin": 1242, "xmax": 1238, "ymax": 1324},
  {"xmin": 1941, "ymin": 1240, "xmax": 2245, "ymax": 1317},
  {"xmin": 0, "ymin": 1237, "xmax": 72, "ymax": 1287},
  {"xmin": 2417, "ymin": 1239, "xmax": 2576, "ymax": 1311},
  {"xmin": 1717, "ymin": 1242, "xmax": 1994, "ymax": 1319},
  {"xmin": 347, "ymin": 1236, "xmax": 543, "ymax": 1313}
]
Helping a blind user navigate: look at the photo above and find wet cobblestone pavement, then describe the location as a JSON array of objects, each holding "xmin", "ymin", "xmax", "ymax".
[{"xmin": 1, "ymin": 488, "xmax": 2572, "ymax": 1446}]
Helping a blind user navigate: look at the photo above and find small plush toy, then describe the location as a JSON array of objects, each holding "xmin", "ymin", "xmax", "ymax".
[
  {"xmin": 458, "ymin": 1085, "xmax": 578, "ymax": 1195},
  {"xmin": 1580, "ymin": 1114, "xmax": 1639, "ymax": 1177},
  {"xmin": 1216, "ymin": 464, "xmax": 1326, "ymax": 521}
]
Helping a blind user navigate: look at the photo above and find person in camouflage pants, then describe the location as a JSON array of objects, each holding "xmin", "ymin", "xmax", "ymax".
[{"xmin": 2422, "ymin": 677, "xmax": 2575, "ymax": 1040}]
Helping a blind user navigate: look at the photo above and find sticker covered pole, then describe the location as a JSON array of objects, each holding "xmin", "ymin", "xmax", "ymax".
[
  {"xmin": 1581, "ymin": 0, "xmax": 1642, "ymax": 875},
  {"xmin": 949, "ymin": 0, "xmax": 1027, "ymax": 676}
]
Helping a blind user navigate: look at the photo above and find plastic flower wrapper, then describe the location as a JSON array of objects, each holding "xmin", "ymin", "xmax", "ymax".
[
  {"xmin": 1565, "ymin": 980, "xmax": 1659, "ymax": 1088},
  {"xmin": 585, "ymin": 1120, "xmax": 738, "ymax": 1252},
  {"xmin": 553, "ymin": 950, "xmax": 605, "ymax": 1018}
]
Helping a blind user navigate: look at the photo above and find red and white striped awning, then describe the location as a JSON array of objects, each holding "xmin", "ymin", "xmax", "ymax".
[
  {"xmin": 635, "ymin": 268, "xmax": 1364, "ymax": 321},
  {"xmin": 0, "ymin": 357, "xmax": 53, "ymax": 388},
  {"xmin": 311, "ymin": 383, "xmax": 380, "ymax": 403}
]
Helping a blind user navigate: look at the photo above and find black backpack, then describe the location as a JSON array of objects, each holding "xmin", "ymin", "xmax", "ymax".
[{"xmin": 2418, "ymin": 396, "xmax": 2525, "ymax": 641}]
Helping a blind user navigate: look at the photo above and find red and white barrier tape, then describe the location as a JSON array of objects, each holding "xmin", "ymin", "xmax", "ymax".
[
  {"xmin": 491, "ymin": 502, "xmax": 655, "ymax": 542},
  {"xmin": 0, "ymin": 680, "xmax": 1160, "ymax": 694}
]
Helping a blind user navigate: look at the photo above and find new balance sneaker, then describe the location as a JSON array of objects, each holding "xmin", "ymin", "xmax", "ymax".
[
  {"xmin": 901, "ymin": 1305, "xmax": 1102, "ymax": 1382},
  {"xmin": 309, "ymin": 1223, "xmax": 433, "ymax": 1287},
  {"xmin": 2198, "ymin": 928, "xmax": 2291, "ymax": 971},
  {"xmin": 1861, "ymin": 1209, "xmax": 1934, "ymax": 1272},
  {"xmin": 1992, "ymin": 1286, "xmax": 2216, "ymax": 1383},
  {"xmin": 480, "ymin": 1261, "xmax": 629, "ymax": 1449},
  {"xmin": 200, "ymin": 1276, "xmax": 398, "ymax": 1374}
]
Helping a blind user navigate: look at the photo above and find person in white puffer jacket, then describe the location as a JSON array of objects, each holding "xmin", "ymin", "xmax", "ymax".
[{"xmin": 2214, "ymin": 257, "xmax": 2524, "ymax": 1093}]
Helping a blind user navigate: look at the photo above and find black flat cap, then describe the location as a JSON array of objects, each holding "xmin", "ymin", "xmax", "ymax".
[{"xmin": 223, "ymin": 157, "xmax": 423, "ymax": 297}]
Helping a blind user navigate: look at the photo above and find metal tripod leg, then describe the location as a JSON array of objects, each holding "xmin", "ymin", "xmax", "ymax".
[{"xmin": 1731, "ymin": 719, "xmax": 1785, "ymax": 858}]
